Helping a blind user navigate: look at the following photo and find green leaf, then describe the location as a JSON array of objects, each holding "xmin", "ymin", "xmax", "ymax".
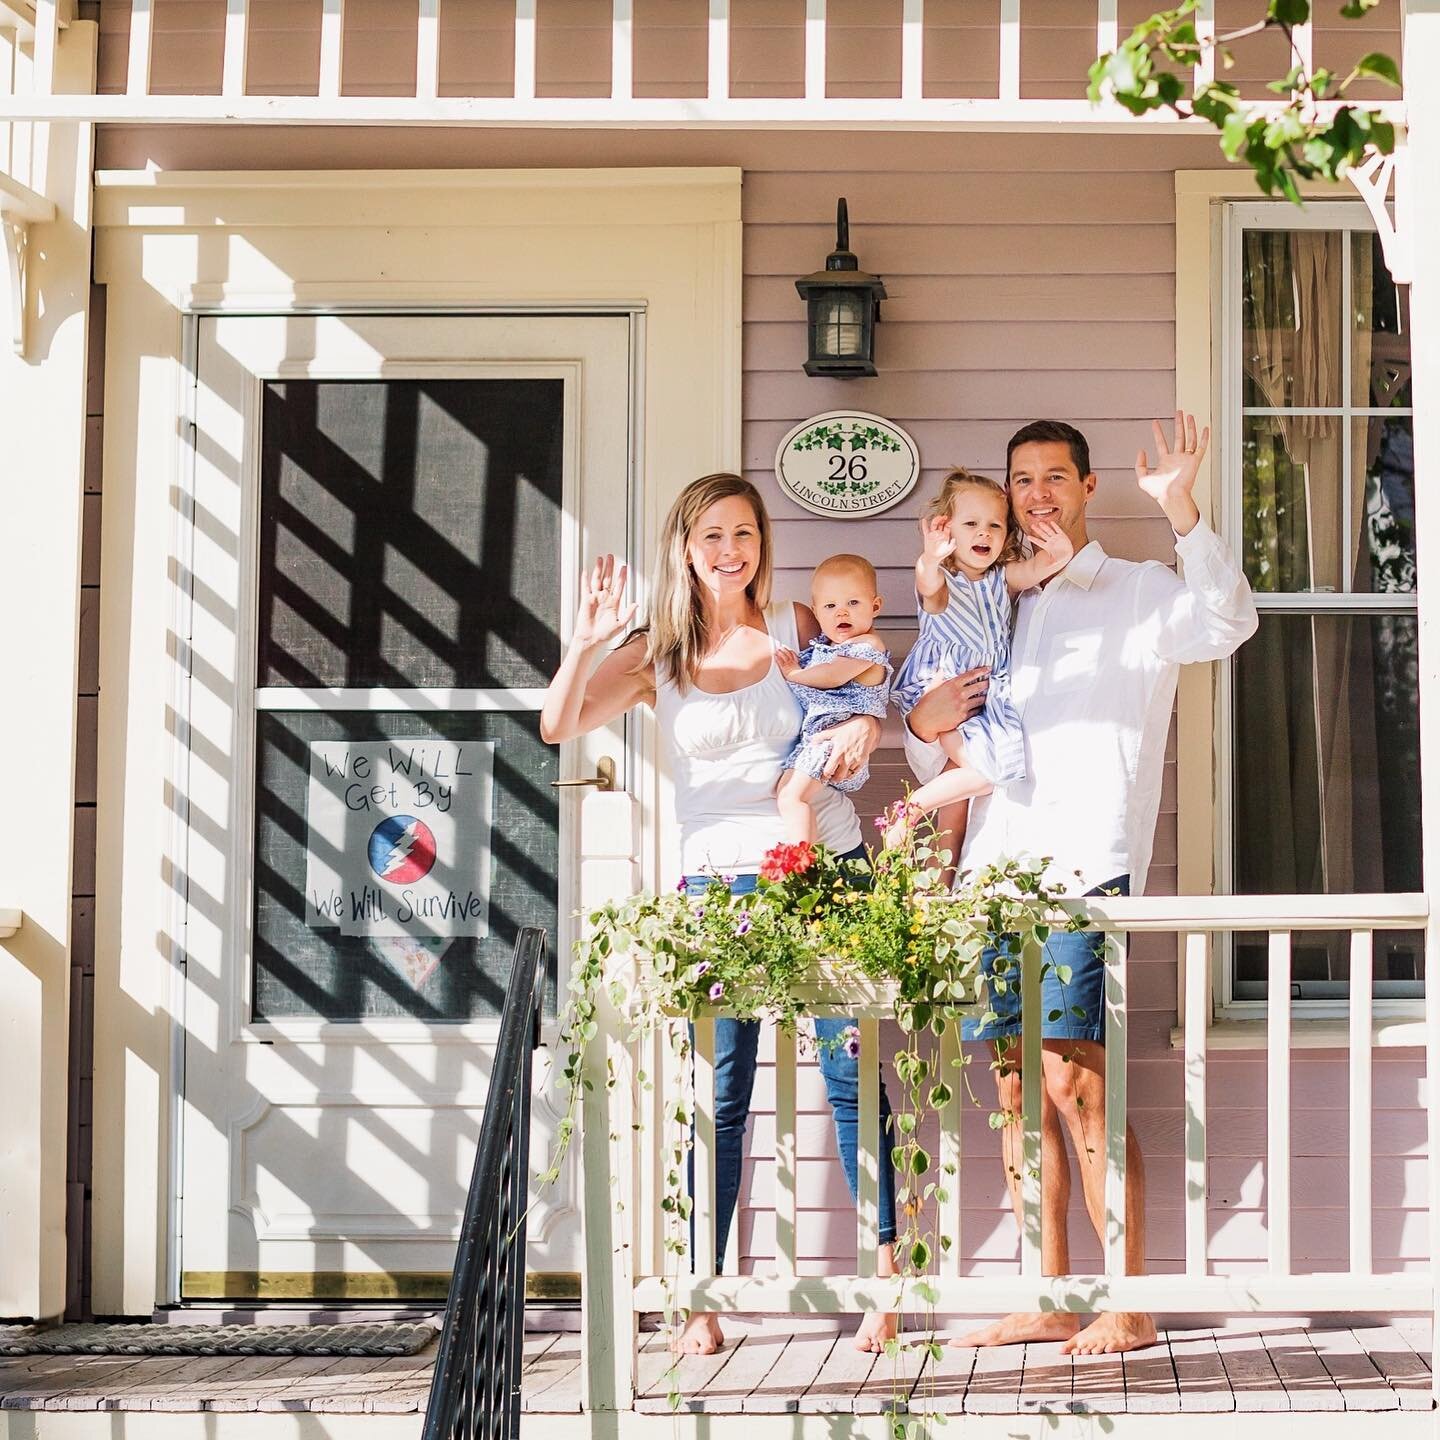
[
  {"xmin": 1268, "ymin": 0, "xmax": 1309, "ymax": 23},
  {"xmin": 1353, "ymin": 51, "xmax": 1401, "ymax": 88},
  {"xmin": 1341, "ymin": 0, "xmax": 1380, "ymax": 15},
  {"xmin": 911, "ymin": 1239, "xmax": 931, "ymax": 1269}
]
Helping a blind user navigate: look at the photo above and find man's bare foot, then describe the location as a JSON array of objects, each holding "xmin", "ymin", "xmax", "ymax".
[
  {"xmin": 671, "ymin": 1312, "xmax": 725, "ymax": 1355},
  {"xmin": 1061, "ymin": 1312, "xmax": 1157, "ymax": 1355},
  {"xmin": 949, "ymin": 1312, "xmax": 1081, "ymax": 1348},
  {"xmin": 853, "ymin": 1311, "xmax": 899, "ymax": 1353}
]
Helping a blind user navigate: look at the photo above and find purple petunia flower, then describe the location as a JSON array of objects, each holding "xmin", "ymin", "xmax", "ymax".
[
  {"xmin": 842, "ymin": 1025, "xmax": 861, "ymax": 1060},
  {"xmin": 695, "ymin": 961, "xmax": 711, "ymax": 978},
  {"xmin": 734, "ymin": 914, "xmax": 753, "ymax": 937},
  {"xmin": 708, "ymin": 981, "xmax": 725, "ymax": 1001},
  {"xmin": 676, "ymin": 878, "xmax": 689, "ymax": 892},
  {"xmin": 721, "ymin": 872, "xmax": 737, "ymax": 884},
  {"xmin": 692, "ymin": 905, "xmax": 706, "ymax": 920}
]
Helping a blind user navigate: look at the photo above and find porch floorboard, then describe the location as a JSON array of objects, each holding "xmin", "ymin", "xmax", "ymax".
[{"xmin": 0, "ymin": 1322, "xmax": 1431, "ymax": 1415}]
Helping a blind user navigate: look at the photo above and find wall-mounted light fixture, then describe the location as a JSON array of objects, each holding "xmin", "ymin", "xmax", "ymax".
[{"xmin": 794, "ymin": 197, "xmax": 885, "ymax": 379}]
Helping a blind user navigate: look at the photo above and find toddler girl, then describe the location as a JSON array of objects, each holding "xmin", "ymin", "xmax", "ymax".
[
  {"xmin": 888, "ymin": 469, "xmax": 1072, "ymax": 856},
  {"xmin": 775, "ymin": 554, "xmax": 892, "ymax": 845}
]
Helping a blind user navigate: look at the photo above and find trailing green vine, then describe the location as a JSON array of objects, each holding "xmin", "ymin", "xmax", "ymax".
[{"xmin": 541, "ymin": 816, "xmax": 1090, "ymax": 1429}]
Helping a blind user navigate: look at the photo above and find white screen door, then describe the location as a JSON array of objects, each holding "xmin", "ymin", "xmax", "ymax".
[{"xmin": 175, "ymin": 313, "xmax": 630, "ymax": 1300}]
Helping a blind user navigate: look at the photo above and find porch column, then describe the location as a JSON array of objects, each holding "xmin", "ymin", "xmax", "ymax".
[
  {"xmin": 1405, "ymin": 0, "xmax": 1440, "ymax": 1394},
  {"xmin": 0, "ymin": 20, "xmax": 97, "ymax": 1321}
]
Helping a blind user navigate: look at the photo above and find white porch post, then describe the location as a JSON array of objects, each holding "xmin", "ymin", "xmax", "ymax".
[
  {"xmin": 0, "ymin": 18, "xmax": 97, "ymax": 1322},
  {"xmin": 1403, "ymin": 0, "xmax": 1440, "ymax": 1396},
  {"xmin": 578, "ymin": 790, "xmax": 641, "ymax": 1411}
]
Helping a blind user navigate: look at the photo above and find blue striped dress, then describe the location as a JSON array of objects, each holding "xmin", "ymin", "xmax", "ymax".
[{"xmin": 890, "ymin": 564, "xmax": 1026, "ymax": 786}]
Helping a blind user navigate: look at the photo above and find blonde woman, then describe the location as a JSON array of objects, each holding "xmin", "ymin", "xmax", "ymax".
[{"xmin": 541, "ymin": 473, "xmax": 898, "ymax": 1356}]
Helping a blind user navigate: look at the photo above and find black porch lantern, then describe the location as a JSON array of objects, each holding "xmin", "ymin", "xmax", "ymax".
[{"xmin": 795, "ymin": 198, "xmax": 886, "ymax": 379}]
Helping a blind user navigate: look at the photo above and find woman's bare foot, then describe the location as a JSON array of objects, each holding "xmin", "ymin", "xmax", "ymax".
[
  {"xmin": 1061, "ymin": 1312, "xmax": 1157, "ymax": 1355},
  {"xmin": 671, "ymin": 1311, "xmax": 725, "ymax": 1355},
  {"xmin": 949, "ymin": 1311, "xmax": 1081, "ymax": 1348},
  {"xmin": 853, "ymin": 1311, "xmax": 899, "ymax": 1353}
]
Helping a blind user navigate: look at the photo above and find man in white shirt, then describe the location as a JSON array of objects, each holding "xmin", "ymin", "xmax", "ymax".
[{"xmin": 903, "ymin": 414, "xmax": 1257, "ymax": 1355}]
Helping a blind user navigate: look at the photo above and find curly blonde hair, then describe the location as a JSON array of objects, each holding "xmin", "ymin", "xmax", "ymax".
[{"xmin": 924, "ymin": 467, "xmax": 1024, "ymax": 570}]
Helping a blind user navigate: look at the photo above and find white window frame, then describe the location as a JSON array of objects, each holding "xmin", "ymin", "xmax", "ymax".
[{"xmin": 1215, "ymin": 198, "xmax": 1419, "ymax": 1022}]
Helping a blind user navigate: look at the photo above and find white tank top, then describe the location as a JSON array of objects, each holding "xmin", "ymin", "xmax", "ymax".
[{"xmin": 654, "ymin": 601, "xmax": 863, "ymax": 875}]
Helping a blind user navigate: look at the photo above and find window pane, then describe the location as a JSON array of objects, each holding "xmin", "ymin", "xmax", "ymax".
[
  {"xmin": 1241, "ymin": 414, "xmax": 1343, "ymax": 593},
  {"xmin": 1233, "ymin": 614, "xmax": 1422, "ymax": 999},
  {"xmin": 257, "ymin": 379, "xmax": 565, "ymax": 689},
  {"xmin": 1353, "ymin": 416, "xmax": 1416, "ymax": 594},
  {"xmin": 1242, "ymin": 229, "xmax": 1342, "ymax": 410},
  {"xmin": 1353, "ymin": 231, "xmax": 1412, "ymax": 408},
  {"xmin": 252, "ymin": 709, "xmax": 559, "ymax": 1022}
]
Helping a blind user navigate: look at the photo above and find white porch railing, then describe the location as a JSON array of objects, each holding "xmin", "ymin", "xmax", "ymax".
[
  {"xmin": 0, "ymin": 0, "xmax": 1405, "ymax": 127},
  {"xmin": 582, "ymin": 892, "xmax": 1436, "ymax": 1410}
]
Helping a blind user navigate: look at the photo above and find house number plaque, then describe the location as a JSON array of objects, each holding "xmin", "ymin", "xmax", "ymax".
[{"xmin": 774, "ymin": 410, "xmax": 920, "ymax": 518}]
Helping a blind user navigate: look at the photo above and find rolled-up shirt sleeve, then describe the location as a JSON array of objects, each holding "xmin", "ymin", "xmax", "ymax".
[
  {"xmin": 901, "ymin": 712, "xmax": 949, "ymax": 785},
  {"xmin": 1150, "ymin": 520, "xmax": 1259, "ymax": 664}
]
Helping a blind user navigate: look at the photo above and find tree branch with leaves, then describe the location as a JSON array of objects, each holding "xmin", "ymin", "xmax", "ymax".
[{"xmin": 1089, "ymin": 0, "xmax": 1401, "ymax": 202}]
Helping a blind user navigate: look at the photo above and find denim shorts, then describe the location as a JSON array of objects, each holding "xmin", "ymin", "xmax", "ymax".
[{"xmin": 961, "ymin": 876, "xmax": 1130, "ymax": 1045}]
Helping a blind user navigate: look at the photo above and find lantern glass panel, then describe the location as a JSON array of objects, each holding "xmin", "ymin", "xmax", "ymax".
[{"xmin": 812, "ymin": 292, "xmax": 866, "ymax": 359}]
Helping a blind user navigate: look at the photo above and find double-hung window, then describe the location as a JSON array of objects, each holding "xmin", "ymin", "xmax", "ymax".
[{"xmin": 1221, "ymin": 201, "xmax": 1419, "ymax": 1010}]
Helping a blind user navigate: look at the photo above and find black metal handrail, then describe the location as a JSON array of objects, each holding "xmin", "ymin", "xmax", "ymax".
[{"xmin": 423, "ymin": 926, "xmax": 547, "ymax": 1440}]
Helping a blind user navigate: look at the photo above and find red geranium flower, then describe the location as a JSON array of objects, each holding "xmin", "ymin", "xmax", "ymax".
[{"xmin": 760, "ymin": 841, "xmax": 816, "ymax": 883}]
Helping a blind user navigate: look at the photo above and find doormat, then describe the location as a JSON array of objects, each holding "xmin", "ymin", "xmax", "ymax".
[{"xmin": 0, "ymin": 1322, "xmax": 438, "ymax": 1357}]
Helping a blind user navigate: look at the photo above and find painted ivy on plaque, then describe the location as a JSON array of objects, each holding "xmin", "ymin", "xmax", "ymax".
[{"xmin": 774, "ymin": 410, "xmax": 920, "ymax": 517}]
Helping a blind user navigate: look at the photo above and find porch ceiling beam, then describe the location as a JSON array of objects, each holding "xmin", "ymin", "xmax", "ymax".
[
  {"xmin": 0, "ymin": 909, "xmax": 19, "ymax": 939},
  {"xmin": 0, "ymin": 2, "xmax": 35, "ymax": 42},
  {"xmin": 0, "ymin": 94, "xmax": 1403, "ymax": 128}
]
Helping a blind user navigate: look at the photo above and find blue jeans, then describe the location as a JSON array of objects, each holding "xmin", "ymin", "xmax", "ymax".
[
  {"xmin": 961, "ymin": 876, "xmax": 1131, "ymax": 1043},
  {"xmin": 684, "ymin": 845, "xmax": 898, "ymax": 1268}
]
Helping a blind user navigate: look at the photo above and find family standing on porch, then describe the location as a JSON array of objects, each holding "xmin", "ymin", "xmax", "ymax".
[{"xmin": 539, "ymin": 412, "xmax": 1258, "ymax": 1359}]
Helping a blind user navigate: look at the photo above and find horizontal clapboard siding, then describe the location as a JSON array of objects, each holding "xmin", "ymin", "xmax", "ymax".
[{"xmin": 89, "ymin": 103, "xmax": 1420, "ymax": 1279}]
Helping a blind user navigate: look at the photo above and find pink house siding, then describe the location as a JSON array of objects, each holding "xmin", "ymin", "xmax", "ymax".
[{"xmin": 92, "ymin": 7, "xmax": 1423, "ymax": 1288}]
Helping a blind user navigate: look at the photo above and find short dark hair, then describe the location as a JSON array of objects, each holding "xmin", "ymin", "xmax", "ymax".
[{"xmin": 1006, "ymin": 420, "xmax": 1092, "ymax": 483}]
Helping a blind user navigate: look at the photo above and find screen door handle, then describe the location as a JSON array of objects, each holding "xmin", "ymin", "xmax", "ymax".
[{"xmin": 550, "ymin": 755, "xmax": 616, "ymax": 792}]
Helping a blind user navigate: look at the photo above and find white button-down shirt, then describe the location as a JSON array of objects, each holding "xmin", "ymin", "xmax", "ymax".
[{"xmin": 902, "ymin": 521, "xmax": 1258, "ymax": 895}]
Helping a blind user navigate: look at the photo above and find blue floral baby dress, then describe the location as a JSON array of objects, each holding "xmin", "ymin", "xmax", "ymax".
[
  {"xmin": 891, "ymin": 564, "xmax": 1025, "ymax": 785},
  {"xmin": 781, "ymin": 638, "xmax": 893, "ymax": 795}
]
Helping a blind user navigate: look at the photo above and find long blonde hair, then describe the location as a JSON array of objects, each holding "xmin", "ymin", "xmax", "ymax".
[
  {"xmin": 643, "ymin": 473, "xmax": 774, "ymax": 692},
  {"xmin": 925, "ymin": 467, "xmax": 1024, "ymax": 570}
]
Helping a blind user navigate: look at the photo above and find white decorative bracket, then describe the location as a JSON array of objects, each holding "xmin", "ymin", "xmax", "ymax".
[
  {"xmin": 1349, "ymin": 144, "xmax": 1411, "ymax": 287},
  {"xmin": 0, "ymin": 172, "xmax": 57, "ymax": 358}
]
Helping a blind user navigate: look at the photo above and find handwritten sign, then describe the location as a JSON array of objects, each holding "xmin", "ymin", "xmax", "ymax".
[
  {"xmin": 304, "ymin": 740, "xmax": 495, "ymax": 938},
  {"xmin": 774, "ymin": 410, "xmax": 920, "ymax": 517}
]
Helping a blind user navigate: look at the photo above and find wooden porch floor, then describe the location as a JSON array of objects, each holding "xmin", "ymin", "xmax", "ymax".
[{"xmin": 0, "ymin": 1321, "xmax": 1430, "ymax": 1416}]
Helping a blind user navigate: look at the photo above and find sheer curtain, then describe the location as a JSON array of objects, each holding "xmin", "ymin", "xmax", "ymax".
[{"xmin": 1237, "ymin": 231, "xmax": 1374, "ymax": 898}]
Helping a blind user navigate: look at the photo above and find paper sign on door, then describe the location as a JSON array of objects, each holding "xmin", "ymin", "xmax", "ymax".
[{"xmin": 303, "ymin": 740, "xmax": 496, "ymax": 937}]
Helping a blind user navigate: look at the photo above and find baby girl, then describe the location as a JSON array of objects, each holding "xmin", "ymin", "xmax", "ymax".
[
  {"xmin": 775, "ymin": 554, "xmax": 893, "ymax": 845},
  {"xmin": 888, "ymin": 468, "xmax": 1072, "ymax": 859}
]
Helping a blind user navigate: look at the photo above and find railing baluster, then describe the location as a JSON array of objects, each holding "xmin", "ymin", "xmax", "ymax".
[
  {"xmin": 707, "ymin": 0, "xmax": 729, "ymax": 101},
  {"xmin": 1349, "ymin": 929, "xmax": 1374, "ymax": 1275},
  {"xmin": 774, "ymin": 1026, "xmax": 798, "ymax": 1275},
  {"xmin": 1103, "ymin": 930, "xmax": 1128, "ymax": 1277},
  {"xmin": 417, "ymin": 0, "xmax": 440, "ymax": 101},
  {"xmin": 805, "ymin": 0, "xmax": 826, "ymax": 101},
  {"xmin": 640, "ymin": 1027, "xmax": 665, "ymax": 1276},
  {"xmin": 319, "ymin": 0, "xmax": 344, "ymax": 99},
  {"xmin": 32, "ymin": 0, "xmax": 57, "ymax": 98},
  {"xmin": 1020, "ymin": 937, "xmax": 1043, "ymax": 1277},
  {"xmin": 999, "ymin": 0, "xmax": 1020, "ymax": 103},
  {"xmin": 692, "ymin": 1015, "xmax": 718, "ymax": 1275},
  {"xmin": 514, "ymin": 0, "xmax": 536, "ymax": 102},
  {"xmin": 1096, "ymin": 0, "xmax": 1117, "ymax": 57},
  {"xmin": 222, "ymin": 0, "xmax": 249, "ymax": 98},
  {"xmin": 611, "ymin": 0, "xmax": 633, "ymax": 102},
  {"xmin": 939, "ymin": 1019, "xmax": 961, "ymax": 1275},
  {"xmin": 1268, "ymin": 930, "xmax": 1292, "ymax": 1275},
  {"xmin": 857, "ymin": 1016, "xmax": 881, "ymax": 1278},
  {"xmin": 901, "ymin": 0, "xmax": 924, "ymax": 102},
  {"xmin": 127, "ymin": 0, "xmax": 154, "ymax": 98},
  {"xmin": 1195, "ymin": 0, "xmax": 1215, "ymax": 85},
  {"xmin": 1183, "ymin": 931, "xmax": 1209, "ymax": 1277}
]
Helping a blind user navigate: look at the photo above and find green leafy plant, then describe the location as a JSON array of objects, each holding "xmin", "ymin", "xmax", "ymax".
[
  {"xmin": 1088, "ymin": 0, "xmax": 1400, "ymax": 202},
  {"xmin": 544, "ymin": 817, "xmax": 1091, "ymax": 1423}
]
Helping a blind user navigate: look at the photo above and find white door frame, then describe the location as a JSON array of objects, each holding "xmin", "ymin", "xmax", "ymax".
[
  {"xmin": 167, "ymin": 309, "xmax": 642, "ymax": 1303},
  {"xmin": 91, "ymin": 167, "xmax": 741, "ymax": 1313}
]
